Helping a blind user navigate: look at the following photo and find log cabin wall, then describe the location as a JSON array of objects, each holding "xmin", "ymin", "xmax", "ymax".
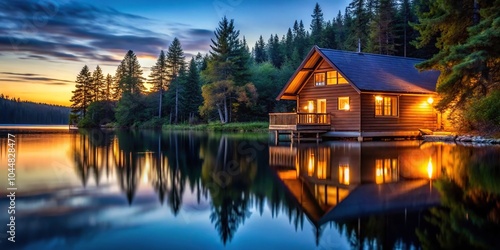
[
  {"xmin": 360, "ymin": 93, "xmax": 438, "ymax": 132},
  {"xmin": 297, "ymin": 61, "xmax": 361, "ymax": 131}
]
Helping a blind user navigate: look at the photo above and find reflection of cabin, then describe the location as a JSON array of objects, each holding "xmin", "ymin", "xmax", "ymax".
[
  {"xmin": 269, "ymin": 46, "xmax": 441, "ymax": 141},
  {"xmin": 268, "ymin": 141, "xmax": 442, "ymax": 226}
]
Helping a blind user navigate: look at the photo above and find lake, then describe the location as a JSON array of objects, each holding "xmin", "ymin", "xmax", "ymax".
[{"xmin": 0, "ymin": 127, "xmax": 499, "ymax": 250}]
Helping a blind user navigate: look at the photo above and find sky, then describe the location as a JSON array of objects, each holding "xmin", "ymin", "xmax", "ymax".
[{"xmin": 0, "ymin": 0, "xmax": 350, "ymax": 106}]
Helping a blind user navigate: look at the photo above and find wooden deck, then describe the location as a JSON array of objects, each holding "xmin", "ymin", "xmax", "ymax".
[{"xmin": 269, "ymin": 113, "xmax": 331, "ymax": 142}]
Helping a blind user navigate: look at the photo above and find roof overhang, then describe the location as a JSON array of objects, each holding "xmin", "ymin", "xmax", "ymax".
[
  {"xmin": 276, "ymin": 46, "xmax": 361, "ymax": 101},
  {"xmin": 276, "ymin": 46, "xmax": 322, "ymax": 101}
]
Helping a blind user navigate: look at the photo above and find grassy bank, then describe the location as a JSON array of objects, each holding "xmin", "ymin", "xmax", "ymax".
[{"xmin": 162, "ymin": 121, "xmax": 269, "ymax": 132}]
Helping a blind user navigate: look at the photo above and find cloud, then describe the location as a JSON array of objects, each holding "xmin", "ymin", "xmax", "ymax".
[
  {"xmin": 0, "ymin": 72, "xmax": 73, "ymax": 85},
  {"xmin": 0, "ymin": 0, "xmax": 172, "ymax": 63}
]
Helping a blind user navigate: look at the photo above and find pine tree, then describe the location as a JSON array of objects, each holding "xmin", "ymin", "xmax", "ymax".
[
  {"xmin": 368, "ymin": 0, "xmax": 398, "ymax": 55},
  {"xmin": 284, "ymin": 28, "xmax": 294, "ymax": 61},
  {"xmin": 254, "ymin": 35, "xmax": 267, "ymax": 63},
  {"xmin": 149, "ymin": 50, "xmax": 169, "ymax": 118},
  {"xmin": 166, "ymin": 38, "xmax": 186, "ymax": 124},
  {"xmin": 310, "ymin": 3, "xmax": 325, "ymax": 47},
  {"xmin": 202, "ymin": 16, "xmax": 252, "ymax": 123},
  {"xmin": 414, "ymin": 0, "xmax": 500, "ymax": 116},
  {"xmin": 70, "ymin": 65, "xmax": 93, "ymax": 120},
  {"xmin": 322, "ymin": 20, "xmax": 337, "ymax": 49},
  {"xmin": 207, "ymin": 16, "xmax": 243, "ymax": 82},
  {"xmin": 268, "ymin": 34, "xmax": 284, "ymax": 68},
  {"xmin": 115, "ymin": 50, "xmax": 145, "ymax": 97},
  {"xmin": 104, "ymin": 74, "xmax": 113, "ymax": 101},
  {"xmin": 291, "ymin": 20, "xmax": 309, "ymax": 66},
  {"xmin": 184, "ymin": 58, "xmax": 203, "ymax": 122},
  {"xmin": 92, "ymin": 65, "xmax": 105, "ymax": 101},
  {"xmin": 346, "ymin": 0, "xmax": 370, "ymax": 51},
  {"xmin": 335, "ymin": 10, "xmax": 347, "ymax": 50}
]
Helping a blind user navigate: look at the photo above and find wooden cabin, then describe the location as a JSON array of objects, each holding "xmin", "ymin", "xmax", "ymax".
[{"xmin": 269, "ymin": 46, "xmax": 441, "ymax": 141}]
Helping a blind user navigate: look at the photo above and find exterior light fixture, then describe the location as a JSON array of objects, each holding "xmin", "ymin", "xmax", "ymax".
[{"xmin": 427, "ymin": 97, "xmax": 434, "ymax": 104}]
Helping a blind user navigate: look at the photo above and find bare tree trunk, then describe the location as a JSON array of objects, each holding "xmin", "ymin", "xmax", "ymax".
[
  {"xmin": 216, "ymin": 104, "xmax": 225, "ymax": 123},
  {"xmin": 158, "ymin": 88, "xmax": 162, "ymax": 119},
  {"xmin": 175, "ymin": 85, "xmax": 178, "ymax": 124},
  {"xmin": 223, "ymin": 96, "xmax": 228, "ymax": 123}
]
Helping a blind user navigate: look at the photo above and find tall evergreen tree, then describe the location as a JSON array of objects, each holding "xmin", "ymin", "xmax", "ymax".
[
  {"xmin": 254, "ymin": 35, "xmax": 267, "ymax": 63},
  {"xmin": 166, "ymin": 38, "xmax": 186, "ymax": 124},
  {"xmin": 92, "ymin": 65, "xmax": 105, "ymax": 101},
  {"xmin": 322, "ymin": 20, "xmax": 337, "ymax": 49},
  {"xmin": 335, "ymin": 10, "xmax": 347, "ymax": 50},
  {"xmin": 149, "ymin": 50, "xmax": 169, "ymax": 118},
  {"xmin": 184, "ymin": 58, "xmax": 203, "ymax": 122},
  {"xmin": 368, "ymin": 0, "xmax": 398, "ymax": 55},
  {"xmin": 292, "ymin": 20, "xmax": 309, "ymax": 66},
  {"xmin": 202, "ymin": 16, "xmax": 253, "ymax": 123},
  {"xmin": 284, "ymin": 28, "xmax": 294, "ymax": 60},
  {"xmin": 104, "ymin": 74, "xmax": 113, "ymax": 101},
  {"xmin": 310, "ymin": 3, "xmax": 325, "ymax": 46},
  {"xmin": 346, "ymin": 0, "xmax": 370, "ymax": 51},
  {"xmin": 207, "ymin": 16, "xmax": 243, "ymax": 82},
  {"xmin": 413, "ymin": 0, "xmax": 500, "ymax": 118},
  {"xmin": 70, "ymin": 65, "xmax": 93, "ymax": 119},
  {"xmin": 268, "ymin": 34, "xmax": 284, "ymax": 68},
  {"xmin": 115, "ymin": 50, "xmax": 145, "ymax": 97}
]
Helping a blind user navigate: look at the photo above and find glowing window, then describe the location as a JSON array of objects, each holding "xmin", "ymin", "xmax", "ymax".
[
  {"xmin": 375, "ymin": 96, "xmax": 398, "ymax": 116},
  {"xmin": 338, "ymin": 97, "xmax": 350, "ymax": 111},
  {"xmin": 327, "ymin": 71, "xmax": 348, "ymax": 85},
  {"xmin": 315, "ymin": 73, "xmax": 325, "ymax": 86}
]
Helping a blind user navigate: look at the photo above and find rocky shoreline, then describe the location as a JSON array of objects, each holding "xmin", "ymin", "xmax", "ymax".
[{"xmin": 423, "ymin": 134, "xmax": 500, "ymax": 144}]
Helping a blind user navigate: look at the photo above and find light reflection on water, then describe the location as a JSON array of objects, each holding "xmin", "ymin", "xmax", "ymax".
[{"xmin": 0, "ymin": 128, "xmax": 499, "ymax": 249}]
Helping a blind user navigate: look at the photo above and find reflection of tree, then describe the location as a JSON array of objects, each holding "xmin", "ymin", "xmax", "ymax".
[
  {"xmin": 202, "ymin": 135, "xmax": 257, "ymax": 245},
  {"xmin": 417, "ymin": 147, "xmax": 500, "ymax": 250},
  {"xmin": 71, "ymin": 129, "xmax": 114, "ymax": 187},
  {"xmin": 114, "ymin": 130, "xmax": 143, "ymax": 204}
]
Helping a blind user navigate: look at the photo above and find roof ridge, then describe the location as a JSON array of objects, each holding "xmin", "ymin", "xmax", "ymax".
[{"xmin": 317, "ymin": 47, "xmax": 425, "ymax": 61}]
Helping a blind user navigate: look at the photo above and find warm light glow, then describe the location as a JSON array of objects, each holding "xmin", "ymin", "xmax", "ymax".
[
  {"xmin": 375, "ymin": 96, "xmax": 383, "ymax": 101},
  {"xmin": 308, "ymin": 101, "xmax": 314, "ymax": 113},
  {"xmin": 304, "ymin": 105, "xmax": 308, "ymax": 110},
  {"xmin": 427, "ymin": 97, "xmax": 434, "ymax": 104},
  {"xmin": 339, "ymin": 164, "xmax": 350, "ymax": 185},
  {"xmin": 317, "ymin": 160, "xmax": 326, "ymax": 179},
  {"xmin": 308, "ymin": 154, "xmax": 315, "ymax": 176},
  {"xmin": 427, "ymin": 157, "xmax": 433, "ymax": 179},
  {"xmin": 343, "ymin": 103, "xmax": 350, "ymax": 110},
  {"xmin": 142, "ymin": 159, "xmax": 150, "ymax": 184}
]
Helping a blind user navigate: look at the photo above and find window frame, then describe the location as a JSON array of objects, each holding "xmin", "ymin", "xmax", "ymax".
[
  {"xmin": 314, "ymin": 73, "xmax": 325, "ymax": 86},
  {"xmin": 375, "ymin": 95, "xmax": 398, "ymax": 117},
  {"xmin": 326, "ymin": 70, "xmax": 349, "ymax": 85},
  {"xmin": 338, "ymin": 97, "xmax": 350, "ymax": 111}
]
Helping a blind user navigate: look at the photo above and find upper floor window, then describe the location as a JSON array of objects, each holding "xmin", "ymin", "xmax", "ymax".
[
  {"xmin": 314, "ymin": 73, "xmax": 325, "ymax": 86},
  {"xmin": 327, "ymin": 70, "xmax": 348, "ymax": 85},
  {"xmin": 375, "ymin": 95, "xmax": 398, "ymax": 116}
]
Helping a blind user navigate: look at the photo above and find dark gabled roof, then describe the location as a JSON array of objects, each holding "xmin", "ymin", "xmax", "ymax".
[
  {"xmin": 318, "ymin": 47, "xmax": 440, "ymax": 94},
  {"xmin": 277, "ymin": 46, "xmax": 440, "ymax": 100}
]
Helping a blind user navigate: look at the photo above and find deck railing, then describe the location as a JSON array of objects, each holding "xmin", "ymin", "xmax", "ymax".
[{"xmin": 269, "ymin": 113, "xmax": 331, "ymax": 125}]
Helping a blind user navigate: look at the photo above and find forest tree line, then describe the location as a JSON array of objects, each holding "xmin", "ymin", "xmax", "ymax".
[
  {"xmin": 0, "ymin": 94, "xmax": 70, "ymax": 124},
  {"xmin": 70, "ymin": 0, "xmax": 499, "ymax": 131}
]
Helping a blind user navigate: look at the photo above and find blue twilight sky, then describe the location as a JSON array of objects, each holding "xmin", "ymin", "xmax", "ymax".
[{"xmin": 0, "ymin": 0, "xmax": 350, "ymax": 105}]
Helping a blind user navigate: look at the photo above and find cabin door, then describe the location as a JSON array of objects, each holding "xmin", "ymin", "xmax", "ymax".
[{"xmin": 317, "ymin": 99, "xmax": 326, "ymax": 113}]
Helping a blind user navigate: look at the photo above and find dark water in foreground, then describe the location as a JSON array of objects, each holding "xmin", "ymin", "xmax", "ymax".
[{"xmin": 0, "ymin": 128, "xmax": 499, "ymax": 250}]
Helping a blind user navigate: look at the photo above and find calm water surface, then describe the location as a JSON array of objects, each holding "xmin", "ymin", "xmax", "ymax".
[{"xmin": 0, "ymin": 128, "xmax": 499, "ymax": 250}]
